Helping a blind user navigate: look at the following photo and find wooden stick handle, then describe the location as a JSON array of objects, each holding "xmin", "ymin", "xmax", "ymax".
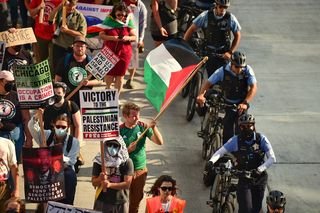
[
  {"xmin": 39, "ymin": 6, "xmax": 44, "ymax": 23},
  {"xmin": 38, "ymin": 109, "xmax": 47, "ymax": 147},
  {"xmin": 65, "ymin": 74, "xmax": 93, "ymax": 101},
  {"xmin": 62, "ymin": 0, "xmax": 67, "ymax": 27},
  {"xmin": 100, "ymin": 141, "xmax": 107, "ymax": 192}
]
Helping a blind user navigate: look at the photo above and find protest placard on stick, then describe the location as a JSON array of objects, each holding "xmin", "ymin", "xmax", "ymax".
[
  {"xmin": 80, "ymin": 89, "xmax": 119, "ymax": 141},
  {"xmin": 14, "ymin": 60, "xmax": 54, "ymax": 109}
]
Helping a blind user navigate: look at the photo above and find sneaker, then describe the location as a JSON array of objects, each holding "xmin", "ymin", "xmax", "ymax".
[{"xmin": 123, "ymin": 79, "xmax": 134, "ymax": 89}]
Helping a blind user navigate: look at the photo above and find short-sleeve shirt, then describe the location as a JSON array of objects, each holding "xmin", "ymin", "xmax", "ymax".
[
  {"xmin": 193, "ymin": 10, "xmax": 241, "ymax": 33},
  {"xmin": 0, "ymin": 137, "xmax": 17, "ymax": 181},
  {"xmin": 224, "ymin": 132, "xmax": 273, "ymax": 154},
  {"xmin": 43, "ymin": 100, "xmax": 79, "ymax": 130},
  {"xmin": 92, "ymin": 159, "xmax": 134, "ymax": 204},
  {"xmin": 0, "ymin": 91, "xmax": 23, "ymax": 131},
  {"xmin": 2, "ymin": 49, "xmax": 33, "ymax": 73},
  {"xmin": 55, "ymin": 54, "xmax": 92, "ymax": 106},
  {"xmin": 208, "ymin": 62, "xmax": 257, "ymax": 103},
  {"xmin": 120, "ymin": 122, "xmax": 153, "ymax": 170}
]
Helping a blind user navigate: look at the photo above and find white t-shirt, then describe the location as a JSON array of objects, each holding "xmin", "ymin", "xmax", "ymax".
[{"xmin": 0, "ymin": 137, "xmax": 17, "ymax": 181}]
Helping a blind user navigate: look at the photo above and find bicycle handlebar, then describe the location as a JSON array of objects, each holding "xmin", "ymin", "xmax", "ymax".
[{"xmin": 215, "ymin": 165, "xmax": 253, "ymax": 179}]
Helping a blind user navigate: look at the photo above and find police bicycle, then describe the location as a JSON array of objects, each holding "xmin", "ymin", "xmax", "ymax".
[
  {"xmin": 207, "ymin": 159, "xmax": 253, "ymax": 213},
  {"xmin": 198, "ymin": 88, "xmax": 237, "ymax": 160}
]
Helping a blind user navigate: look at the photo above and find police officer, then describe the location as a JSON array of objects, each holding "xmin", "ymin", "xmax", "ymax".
[
  {"xmin": 197, "ymin": 51, "xmax": 257, "ymax": 144},
  {"xmin": 266, "ymin": 190, "xmax": 287, "ymax": 213},
  {"xmin": 206, "ymin": 114, "xmax": 276, "ymax": 213},
  {"xmin": 183, "ymin": 0, "xmax": 241, "ymax": 77}
]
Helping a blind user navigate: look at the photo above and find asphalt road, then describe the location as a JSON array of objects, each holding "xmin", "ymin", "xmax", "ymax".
[{"xmin": 20, "ymin": 0, "xmax": 320, "ymax": 212}]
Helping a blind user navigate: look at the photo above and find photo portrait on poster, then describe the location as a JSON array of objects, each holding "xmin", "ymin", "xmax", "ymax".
[{"xmin": 22, "ymin": 144, "xmax": 65, "ymax": 202}]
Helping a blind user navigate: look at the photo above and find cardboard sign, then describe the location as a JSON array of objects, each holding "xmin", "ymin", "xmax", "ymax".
[
  {"xmin": 23, "ymin": 145, "xmax": 65, "ymax": 203},
  {"xmin": 14, "ymin": 60, "xmax": 54, "ymax": 109},
  {"xmin": 0, "ymin": 41, "xmax": 5, "ymax": 71},
  {"xmin": 85, "ymin": 46, "xmax": 120, "ymax": 80},
  {"xmin": 80, "ymin": 89, "xmax": 119, "ymax": 140},
  {"xmin": 0, "ymin": 27, "xmax": 37, "ymax": 47},
  {"xmin": 46, "ymin": 201, "xmax": 101, "ymax": 213}
]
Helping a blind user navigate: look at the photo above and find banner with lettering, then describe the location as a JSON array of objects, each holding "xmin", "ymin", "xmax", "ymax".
[
  {"xmin": 80, "ymin": 89, "xmax": 119, "ymax": 141},
  {"xmin": 76, "ymin": 3, "xmax": 113, "ymax": 50},
  {"xmin": 0, "ymin": 27, "xmax": 37, "ymax": 47},
  {"xmin": 85, "ymin": 46, "xmax": 120, "ymax": 80},
  {"xmin": 0, "ymin": 41, "xmax": 5, "ymax": 71},
  {"xmin": 22, "ymin": 144, "xmax": 65, "ymax": 203},
  {"xmin": 14, "ymin": 60, "xmax": 54, "ymax": 109},
  {"xmin": 46, "ymin": 201, "xmax": 101, "ymax": 213}
]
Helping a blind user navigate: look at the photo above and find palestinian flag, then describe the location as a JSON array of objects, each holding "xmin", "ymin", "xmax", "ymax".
[
  {"xmin": 87, "ymin": 14, "xmax": 135, "ymax": 38},
  {"xmin": 144, "ymin": 39, "xmax": 201, "ymax": 112}
]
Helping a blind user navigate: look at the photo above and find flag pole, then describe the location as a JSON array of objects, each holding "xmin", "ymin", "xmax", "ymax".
[
  {"xmin": 65, "ymin": 73, "xmax": 93, "ymax": 101},
  {"xmin": 133, "ymin": 56, "xmax": 208, "ymax": 144},
  {"xmin": 100, "ymin": 140, "xmax": 107, "ymax": 192}
]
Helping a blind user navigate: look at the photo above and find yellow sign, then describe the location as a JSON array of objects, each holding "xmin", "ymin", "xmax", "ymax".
[{"xmin": 0, "ymin": 28, "xmax": 37, "ymax": 47}]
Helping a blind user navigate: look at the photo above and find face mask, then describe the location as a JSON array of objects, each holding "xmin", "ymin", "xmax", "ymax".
[
  {"xmin": 5, "ymin": 210, "xmax": 19, "ymax": 213},
  {"xmin": 107, "ymin": 146, "xmax": 119, "ymax": 157},
  {"xmin": 54, "ymin": 127, "xmax": 67, "ymax": 137},
  {"xmin": 240, "ymin": 128, "xmax": 254, "ymax": 141},
  {"xmin": 4, "ymin": 82, "xmax": 15, "ymax": 92},
  {"xmin": 54, "ymin": 94, "xmax": 63, "ymax": 103}
]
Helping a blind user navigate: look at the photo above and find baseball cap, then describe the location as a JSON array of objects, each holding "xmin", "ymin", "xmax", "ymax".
[
  {"xmin": 0, "ymin": 70, "xmax": 14, "ymax": 81},
  {"xmin": 73, "ymin": 35, "xmax": 87, "ymax": 45}
]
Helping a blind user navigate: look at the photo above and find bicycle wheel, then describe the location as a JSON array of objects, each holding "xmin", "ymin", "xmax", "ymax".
[
  {"xmin": 186, "ymin": 72, "xmax": 201, "ymax": 121},
  {"xmin": 207, "ymin": 133, "xmax": 221, "ymax": 160},
  {"xmin": 221, "ymin": 202, "xmax": 234, "ymax": 213},
  {"xmin": 181, "ymin": 81, "xmax": 190, "ymax": 98},
  {"xmin": 201, "ymin": 116, "xmax": 211, "ymax": 160},
  {"xmin": 211, "ymin": 174, "xmax": 222, "ymax": 213}
]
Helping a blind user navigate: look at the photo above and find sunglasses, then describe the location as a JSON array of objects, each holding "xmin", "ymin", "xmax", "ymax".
[
  {"xmin": 55, "ymin": 125, "xmax": 68, "ymax": 130},
  {"xmin": 240, "ymin": 124, "xmax": 254, "ymax": 128},
  {"xmin": 160, "ymin": 186, "xmax": 174, "ymax": 191},
  {"xmin": 116, "ymin": 13, "xmax": 127, "ymax": 18},
  {"xmin": 106, "ymin": 144, "xmax": 119, "ymax": 148}
]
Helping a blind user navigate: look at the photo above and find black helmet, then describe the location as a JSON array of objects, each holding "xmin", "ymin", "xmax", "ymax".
[
  {"xmin": 267, "ymin": 190, "xmax": 286, "ymax": 209},
  {"xmin": 231, "ymin": 51, "xmax": 246, "ymax": 67},
  {"xmin": 215, "ymin": 0, "xmax": 230, "ymax": 7},
  {"xmin": 238, "ymin": 113, "xmax": 255, "ymax": 126}
]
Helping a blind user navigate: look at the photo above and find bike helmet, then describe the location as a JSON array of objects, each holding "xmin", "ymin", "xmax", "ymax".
[
  {"xmin": 267, "ymin": 190, "xmax": 286, "ymax": 210},
  {"xmin": 238, "ymin": 113, "xmax": 255, "ymax": 126},
  {"xmin": 215, "ymin": 0, "xmax": 230, "ymax": 7},
  {"xmin": 231, "ymin": 51, "xmax": 246, "ymax": 67}
]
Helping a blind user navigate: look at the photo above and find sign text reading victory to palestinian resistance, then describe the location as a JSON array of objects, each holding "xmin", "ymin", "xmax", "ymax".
[{"xmin": 80, "ymin": 89, "xmax": 119, "ymax": 140}]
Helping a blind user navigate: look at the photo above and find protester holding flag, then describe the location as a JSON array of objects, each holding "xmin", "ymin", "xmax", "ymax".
[
  {"xmin": 99, "ymin": 3, "xmax": 136, "ymax": 96},
  {"xmin": 28, "ymin": 113, "xmax": 80, "ymax": 205},
  {"xmin": 120, "ymin": 102, "xmax": 163, "ymax": 213},
  {"xmin": 51, "ymin": 0, "xmax": 87, "ymax": 73},
  {"xmin": 91, "ymin": 137, "xmax": 134, "ymax": 213},
  {"xmin": 0, "ymin": 137, "xmax": 19, "ymax": 213},
  {"xmin": 0, "ymin": 70, "xmax": 33, "ymax": 163}
]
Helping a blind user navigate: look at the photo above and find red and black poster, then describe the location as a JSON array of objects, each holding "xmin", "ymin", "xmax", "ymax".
[{"xmin": 22, "ymin": 144, "xmax": 65, "ymax": 202}]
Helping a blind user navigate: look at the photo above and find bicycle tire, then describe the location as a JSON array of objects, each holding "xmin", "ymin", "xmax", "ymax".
[
  {"xmin": 201, "ymin": 114, "xmax": 212, "ymax": 160},
  {"xmin": 186, "ymin": 72, "xmax": 202, "ymax": 121},
  {"xmin": 181, "ymin": 81, "xmax": 190, "ymax": 98},
  {"xmin": 211, "ymin": 174, "xmax": 222, "ymax": 213},
  {"xmin": 207, "ymin": 133, "xmax": 221, "ymax": 161},
  {"xmin": 222, "ymin": 202, "xmax": 234, "ymax": 213}
]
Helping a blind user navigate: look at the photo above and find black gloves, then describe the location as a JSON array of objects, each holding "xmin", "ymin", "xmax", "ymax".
[{"xmin": 251, "ymin": 169, "xmax": 262, "ymax": 179}]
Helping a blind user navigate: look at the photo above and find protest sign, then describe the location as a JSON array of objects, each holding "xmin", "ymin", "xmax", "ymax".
[
  {"xmin": 0, "ymin": 41, "xmax": 5, "ymax": 70},
  {"xmin": 14, "ymin": 60, "xmax": 54, "ymax": 109},
  {"xmin": 46, "ymin": 201, "xmax": 101, "ymax": 213},
  {"xmin": 76, "ymin": 3, "xmax": 112, "ymax": 20},
  {"xmin": 85, "ymin": 46, "xmax": 120, "ymax": 80},
  {"xmin": 80, "ymin": 89, "xmax": 119, "ymax": 140},
  {"xmin": 23, "ymin": 144, "xmax": 65, "ymax": 203},
  {"xmin": 0, "ymin": 27, "xmax": 37, "ymax": 47}
]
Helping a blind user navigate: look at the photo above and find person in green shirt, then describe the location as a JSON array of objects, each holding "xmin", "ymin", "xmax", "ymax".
[{"xmin": 120, "ymin": 102, "xmax": 163, "ymax": 213}]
